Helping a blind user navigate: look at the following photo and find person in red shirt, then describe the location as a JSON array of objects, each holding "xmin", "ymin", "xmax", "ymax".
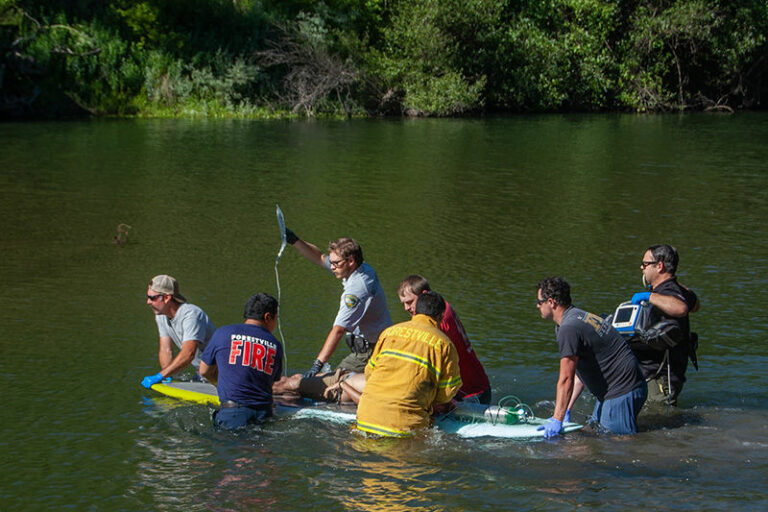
[{"xmin": 397, "ymin": 275, "xmax": 492, "ymax": 404}]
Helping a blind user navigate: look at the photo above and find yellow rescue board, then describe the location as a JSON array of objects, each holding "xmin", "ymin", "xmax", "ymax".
[{"xmin": 151, "ymin": 381, "xmax": 220, "ymax": 406}]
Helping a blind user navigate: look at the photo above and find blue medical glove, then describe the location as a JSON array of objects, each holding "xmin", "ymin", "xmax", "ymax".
[
  {"xmin": 303, "ymin": 359, "xmax": 324, "ymax": 379},
  {"xmin": 285, "ymin": 228, "xmax": 299, "ymax": 245},
  {"xmin": 141, "ymin": 372, "xmax": 164, "ymax": 389},
  {"xmin": 631, "ymin": 292, "xmax": 651, "ymax": 305},
  {"xmin": 564, "ymin": 409, "xmax": 571, "ymax": 423},
  {"xmin": 537, "ymin": 417, "xmax": 563, "ymax": 438}
]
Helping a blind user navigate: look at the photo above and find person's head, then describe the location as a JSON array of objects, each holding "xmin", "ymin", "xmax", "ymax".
[
  {"xmin": 397, "ymin": 274, "xmax": 431, "ymax": 316},
  {"xmin": 327, "ymin": 237, "xmax": 363, "ymax": 279},
  {"xmin": 146, "ymin": 275, "xmax": 185, "ymax": 316},
  {"xmin": 243, "ymin": 293, "xmax": 279, "ymax": 332},
  {"xmin": 642, "ymin": 244, "xmax": 678, "ymax": 286},
  {"xmin": 536, "ymin": 277, "xmax": 571, "ymax": 321},
  {"xmin": 415, "ymin": 290, "xmax": 446, "ymax": 323}
]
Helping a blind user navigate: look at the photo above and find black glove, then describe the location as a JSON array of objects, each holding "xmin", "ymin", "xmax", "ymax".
[
  {"xmin": 285, "ymin": 228, "xmax": 299, "ymax": 245},
  {"xmin": 639, "ymin": 320, "xmax": 682, "ymax": 351},
  {"xmin": 303, "ymin": 358, "xmax": 324, "ymax": 378}
]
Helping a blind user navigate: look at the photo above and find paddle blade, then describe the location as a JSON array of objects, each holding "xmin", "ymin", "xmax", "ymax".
[
  {"xmin": 276, "ymin": 204, "xmax": 287, "ymax": 243},
  {"xmin": 276, "ymin": 204, "xmax": 287, "ymax": 258}
]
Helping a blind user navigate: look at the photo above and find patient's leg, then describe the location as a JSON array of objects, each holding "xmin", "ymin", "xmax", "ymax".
[{"xmin": 272, "ymin": 374, "xmax": 303, "ymax": 395}]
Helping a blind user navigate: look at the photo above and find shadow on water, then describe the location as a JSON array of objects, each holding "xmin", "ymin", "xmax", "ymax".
[{"xmin": 639, "ymin": 406, "xmax": 704, "ymax": 432}]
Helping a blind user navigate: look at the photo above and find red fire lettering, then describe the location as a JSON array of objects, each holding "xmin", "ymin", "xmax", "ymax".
[
  {"xmin": 264, "ymin": 347, "xmax": 276, "ymax": 375},
  {"xmin": 241, "ymin": 341, "xmax": 252, "ymax": 367},
  {"xmin": 228, "ymin": 340, "xmax": 243, "ymax": 365},
  {"xmin": 251, "ymin": 343, "xmax": 266, "ymax": 371}
]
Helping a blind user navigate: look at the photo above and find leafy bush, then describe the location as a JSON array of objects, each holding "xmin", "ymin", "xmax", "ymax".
[
  {"xmin": 496, "ymin": 0, "xmax": 619, "ymax": 111},
  {"xmin": 1, "ymin": 0, "xmax": 766, "ymax": 117},
  {"xmin": 365, "ymin": 0, "xmax": 488, "ymax": 116}
]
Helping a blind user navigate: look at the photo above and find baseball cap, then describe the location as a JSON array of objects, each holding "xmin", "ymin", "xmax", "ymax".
[{"xmin": 149, "ymin": 274, "xmax": 187, "ymax": 303}]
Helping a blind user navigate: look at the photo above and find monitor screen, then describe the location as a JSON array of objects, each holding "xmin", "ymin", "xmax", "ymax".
[{"xmin": 614, "ymin": 306, "xmax": 634, "ymax": 324}]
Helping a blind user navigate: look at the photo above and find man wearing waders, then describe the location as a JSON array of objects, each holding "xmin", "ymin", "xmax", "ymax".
[{"xmin": 630, "ymin": 244, "xmax": 700, "ymax": 406}]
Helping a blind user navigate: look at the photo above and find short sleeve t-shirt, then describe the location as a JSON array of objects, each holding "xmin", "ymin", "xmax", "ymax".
[
  {"xmin": 441, "ymin": 301, "xmax": 490, "ymax": 397},
  {"xmin": 328, "ymin": 261, "xmax": 392, "ymax": 343},
  {"xmin": 200, "ymin": 323, "xmax": 283, "ymax": 408},
  {"xmin": 557, "ymin": 306, "xmax": 644, "ymax": 401},
  {"xmin": 155, "ymin": 302, "xmax": 215, "ymax": 367},
  {"xmin": 649, "ymin": 277, "xmax": 696, "ymax": 338}
]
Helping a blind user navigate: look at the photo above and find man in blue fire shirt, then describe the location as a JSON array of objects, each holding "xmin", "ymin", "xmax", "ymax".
[
  {"xmin": 536, "ymin": 277, "xmax": 647, "ymax": 438},
  {"xmin": 199, "ymin": 293, "xmax": 284, "ymax": 430}
]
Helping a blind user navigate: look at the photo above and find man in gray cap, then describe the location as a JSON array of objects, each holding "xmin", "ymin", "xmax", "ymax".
[{"xmin": 141, "ymin": 275, "xmax": 216, "ymax": 389}]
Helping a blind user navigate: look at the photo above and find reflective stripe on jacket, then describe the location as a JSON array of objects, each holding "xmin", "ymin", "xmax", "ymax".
[{"xmin": 356, "ymin": 314, "xmax": 461, "ymax": 436}]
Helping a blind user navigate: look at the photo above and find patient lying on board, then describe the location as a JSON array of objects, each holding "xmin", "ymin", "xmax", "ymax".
[{"xmin": 272, "ymin": 369, "xmax": 366, "ymax": 404}]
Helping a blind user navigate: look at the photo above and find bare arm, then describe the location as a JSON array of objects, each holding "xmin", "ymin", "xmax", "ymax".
[
  {"xmin": 554, "ymin": 356, "xmax": 578, "ymax": 422},
  {"xmin": 158, "ymin": 336, "xmax": 174, "ymax": 369},
  {"xmin": 339, "ymin": 380, "xmax": 363, "ymax": 404},
  {"xmin": 316, "ymin": 325, "xmax": 346, "ymax": 363},
  {"xmin": 291, "ymin": 239, "xmax": 327, "ymax": 268},
  {"xmin": 272, "ymin": 374, "xmax": 302, "ymax": 395},
  {"xmin": 159, "ymin": 339, "xmax": 199, "ymax": 377},
  {"xmin": 337, "ymin": 373, "xmax": 366, "ymax": 403},
  {"xmin": 566, "ymin": 374, "xmax": 584, "ymax": 412},
  {"xmin": 649, "ymin": 293, "xmax": 689, "ymax": 317},
  {"xmin": 199, "ymin": 360, "xmax": 218, "ymax": 386}
]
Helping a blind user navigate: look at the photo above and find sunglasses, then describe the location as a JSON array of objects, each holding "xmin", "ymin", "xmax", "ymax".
[
  {"xmin": 147, "ymin": 293, "xmax": 165, "ymax": 301},
  {"xmin": 329, "ymin": 258, "xmax": 347, "ymax": 268},
  {"xmin": 641, "ymin": 260, "xmax": 659, "ymax": 269},
  {"xmin": 536, "ymin": 298, "xmax": 548, "ymax": 306}
]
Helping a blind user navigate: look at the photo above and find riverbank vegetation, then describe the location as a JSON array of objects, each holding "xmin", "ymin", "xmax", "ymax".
[{"xmin": 1, "ymin": 0, "xmax": 766, "ymax": 118}]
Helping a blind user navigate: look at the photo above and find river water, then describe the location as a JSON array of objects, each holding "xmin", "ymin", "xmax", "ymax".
[{"xmin": 1, "ymin": 114, "xmax": 766, "ymax": 510}]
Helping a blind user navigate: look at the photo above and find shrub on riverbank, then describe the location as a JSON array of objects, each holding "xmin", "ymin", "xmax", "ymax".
[{"xmin": 1, "ymin": 0, "xmax": 766, "ymax": 118}]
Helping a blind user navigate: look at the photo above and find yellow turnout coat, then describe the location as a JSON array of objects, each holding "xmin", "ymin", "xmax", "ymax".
[{"xmin": 356, "ymin": 314, "xmax": 462, "ymax": 437}]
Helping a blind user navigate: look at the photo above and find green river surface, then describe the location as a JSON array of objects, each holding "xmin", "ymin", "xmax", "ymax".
[{"xmin": 1, "ymin": 114, "xmax": 766, "ymax": 511}]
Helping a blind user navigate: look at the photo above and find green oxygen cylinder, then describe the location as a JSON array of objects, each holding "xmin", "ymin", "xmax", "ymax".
[
  {"xmin": 482, "ymin": 405, "xmax": 525, "ymax": 425},
  {"xmin": 452, "ymin": 403, "xmax": 526, "ymax": 424}
]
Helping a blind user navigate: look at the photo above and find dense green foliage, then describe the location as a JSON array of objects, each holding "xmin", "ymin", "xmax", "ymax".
[{"xmin": 1, "ymin": 0, "xmax": 766, "ymax": 117}]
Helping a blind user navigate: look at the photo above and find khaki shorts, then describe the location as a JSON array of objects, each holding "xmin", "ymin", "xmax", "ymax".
[
  {"xmin": 337, "ymin": 348, "xmax": 373, "ymax": 373},
  {"xmin": 298, "ymin": 368, "xmax": 355, "ymax": 402}
]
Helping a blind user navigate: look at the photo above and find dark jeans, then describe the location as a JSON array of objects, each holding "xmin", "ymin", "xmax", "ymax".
[
  {"xmin": 213, "ymin": 406, "xmax": 271, "ymax": 430},
  {"xmin": 590, "ymin": 381, "xmax": 648, "ymax": 435}
]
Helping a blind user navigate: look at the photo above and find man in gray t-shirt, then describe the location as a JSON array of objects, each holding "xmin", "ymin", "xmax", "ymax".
[
  {"xmin": 141, "ymin": 274, "xmax": 215, "ymax": 389},
  {"xmin": 284, "ymin": 230, "xmax": 392, "ymax": 376},
  {"xmin": 536, "ymin": 277, "xmax": 646, "ymax": 438}
]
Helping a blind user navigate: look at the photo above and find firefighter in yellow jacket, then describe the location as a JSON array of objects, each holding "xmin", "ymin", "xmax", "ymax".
[{"xmin": 356, "ymin": 291, "xmax": 462, "ymax": 437}]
